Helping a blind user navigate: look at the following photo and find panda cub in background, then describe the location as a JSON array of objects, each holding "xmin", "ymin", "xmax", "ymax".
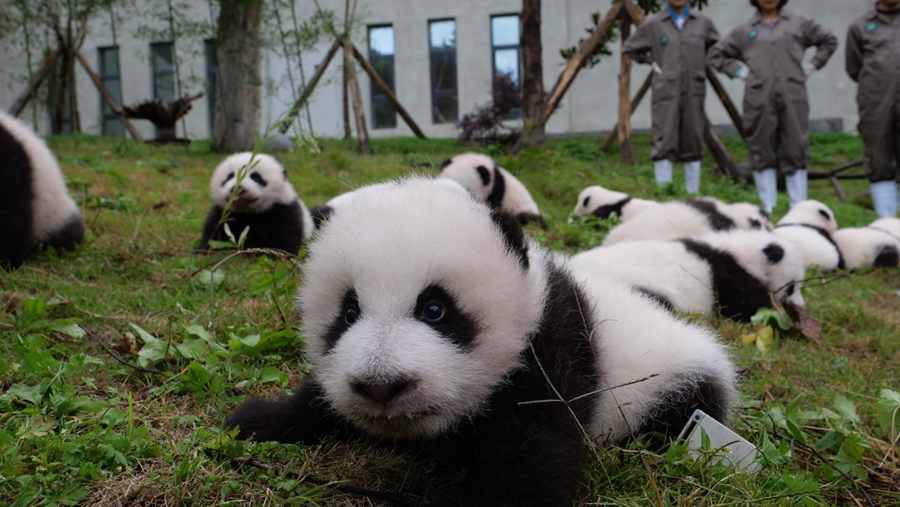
[
  {"xmin": 570, "ymin": 230, "xmax": 806, "ymax": 322},
  {"xmin": 439, "ymin": 152, "xmax": 545, "ymax": 227},
  {"xmin": 573, "ymin": 185, "xmax": 660, "ymax": 221},
  {"xmin": 226, "ymin": 177, "xmax": 737, "ymax": 506},
  {"xmin": 834, "ymin": 217, "xmax": 900, "ymax": 270},
  {"xmin": 197, "ymin": 152, "xmax": 313, "ymax": 253},
  {"xmin": 602, "ymin": 197, "xmax": 768, "ymax": 246},
  {"xmin": 774, "ymin": 200, "xmax": 844, "ymax": 271},
  {"xmin": 1, "ymin": 112, "xmax": 84, "ymax": 269}
]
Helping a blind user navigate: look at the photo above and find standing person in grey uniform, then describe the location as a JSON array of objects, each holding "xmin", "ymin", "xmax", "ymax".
[
  {"xmin": 624, "ymin": 0, "xmax": 720, "ymax": 194},
  {"xmin": 709, "ymin": 0, "xmax": 838, "ymax": 214},
  {"xmin": 846, "ymin": 0, "xmax": 900, "ymax": 217}
]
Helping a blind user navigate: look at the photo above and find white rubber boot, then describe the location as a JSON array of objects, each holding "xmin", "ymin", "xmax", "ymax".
[
  {"xmin": 870, "ymin": 180, "xmax": 899, "ymax": 217},
  {"xmin": 786, "ymin": 169, "xmax": 808, "ymax": 206},
  {"xmin": 754, "ymin": 168, "xmax": 778, "ymax": 214},
  {"xmin": 684, "ymin": 160, "xmax": 701, "ymax": 194},
  {"xmin": 654, "ymin": 160, "xmax": 674, "ymax": 187}
]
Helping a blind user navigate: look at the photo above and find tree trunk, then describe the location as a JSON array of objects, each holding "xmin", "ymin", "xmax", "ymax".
[
  {"xmin": 213, "ymin": 0, "xmax": 263, "ymax": 152},
  {"xmin": 518, "ymin": 0, "xmax": 544, "ymax": 148}
]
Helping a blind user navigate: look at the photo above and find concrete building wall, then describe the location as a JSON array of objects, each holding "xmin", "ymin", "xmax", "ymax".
[{"xmin": 0, "ymin": 0, "xmax": 868, "ymax": 139}]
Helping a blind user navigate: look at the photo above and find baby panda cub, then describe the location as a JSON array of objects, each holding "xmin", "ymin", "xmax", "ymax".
[
  {"xmin": 1, "ymin": 112, "xmax": 84, "ymax": 268},
  {"xmin": 833, "ymin": 217, "xmax": 900, "ymax": 270},
  {"xmin": 198, "ymin": 152, "xmax": 313, "ymax": 253},
  {"xmin": 226, "ymin": 177, "xmax": 738, "ymax": 507},
  {"xmin": 774, "ymin": 200, "xmax": 844, "ymax": 271},
  {"xmin": 439, "ymin": 152, "xmax": 545, "ymax": 227},
  {"xmin": 573, "ymin": 185, "xmax": 660, "ymax": 221},
  {"xmin": 602, "ymin": 197, "xmax": 768, "ymax": 246},
  {"xmin": 570, "ymin": 230, "xmax": 806, "ymax": 322}
]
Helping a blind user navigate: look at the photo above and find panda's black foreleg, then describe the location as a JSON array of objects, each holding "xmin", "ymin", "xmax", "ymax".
[
  {"xmin": 44, "ymin": 215, "xmax": 85, "ymax": 251},
  {"xmin": 225, "ymin": 376, "xmax": 349, "ymax": 444},
  {"xmin": 461, "ymin": 418, "xmax": 587, "ymax": 507},
  {"xmin": 196, "ymin": 206, "xmax": 224, "ymax": 252}
]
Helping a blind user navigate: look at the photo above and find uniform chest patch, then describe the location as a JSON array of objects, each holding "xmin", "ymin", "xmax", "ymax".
[
  {"xmin": 660, "ymin": 34, "xmax": 670, "ymax": 46},
  {"xmin": 865, "ymin": 22, "xmax": 878, "ymax": 32},
  {"xmin": 748, "ymin": 29, "xmax": 758, "ymax": 41}
]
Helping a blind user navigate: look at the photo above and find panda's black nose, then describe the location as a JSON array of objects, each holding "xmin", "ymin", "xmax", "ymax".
[{"xmin": 351, "ymin": 376, "xmax": 417, "ymax": 404}]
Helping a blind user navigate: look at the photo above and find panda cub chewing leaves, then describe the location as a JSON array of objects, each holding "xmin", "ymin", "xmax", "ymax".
[
  {"xmin": 198, "ymin": 153, "xmax": 313, "ymax": 254},
  {"xmin": 226, "ymin": 178, "xmax": 738, "ymax": 506}
]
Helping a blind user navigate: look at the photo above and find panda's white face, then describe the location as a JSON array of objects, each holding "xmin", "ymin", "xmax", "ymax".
[
  {"xmin": 299, "ymin": 178, "xmax": 547, "ymax": 439},
  {"xmin": 210, "ymin": 153, "xmax": 296, "ymax": 213},
  {"xmin": 573, "ymin": 186, "xmax": 629, "ymax": 217},
  {"xmin": 438, "ymin": 153, "xmax": 496, "ymax": 203},
  {"xmin": 724, "ymin": 203, "xmax": 771, "ymax": 230},
  {"xmin": 778, "ymin": 200, "xmax": 838, "ymax": 233}
]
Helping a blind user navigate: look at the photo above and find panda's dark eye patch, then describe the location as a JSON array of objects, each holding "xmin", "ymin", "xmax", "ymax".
[
  {"xmin": 583, "ymin": 196, "xmax": 591, "ymax": 208},
  {"xmin": 323, "ymin": 289, "xmax": 360, "ymax": 352},
  {"xmin": 249, "ymin": 172, "xmax": 268, "ymax": 187},
  {"xmin": 415, "ymin": 284, "xmax": 479, "ymax": 349},
  {"xmin": 222, "ymin": 172, "xmax": 235, "ymax": 186},
  {"xmin": 749, "ymin": 218, "xmax": 762, "ymax": 229},
  {"xmin": 476, "ymin": 165, "xmax": 492, "ymax": 186},
  {"xmin": 785, "ymin": 282, "xmax": 796, "ymax": 297},
  {"xmin": 818, "ymin": 209, "xmax": 830, "ymax": 221}
]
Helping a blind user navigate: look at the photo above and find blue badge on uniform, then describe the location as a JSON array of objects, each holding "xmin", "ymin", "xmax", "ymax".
[
  {"xmin": 866, "ymin": 22, "xmax": 878, "ymax": 32},
  {"xmin": 748, "ymin": 29, "xmax": 758, "ymax": 41},
  {"xmin": 660, "ymin": 34, "xmax": 669, "ymax": 46}
]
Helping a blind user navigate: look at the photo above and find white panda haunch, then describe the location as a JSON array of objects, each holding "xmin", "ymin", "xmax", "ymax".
[
  {"xmin": 573, "ymin": 185, "xmax": 660, "ymax": 221},
  {"xmin": 774, "ymin": 200, "xmax": 844, "ymax": 271},
  {"xmin": 0, "ymin": 112, "xmax": 84, "ymax": 268},
  {"xmin": 197, "ymin": 152, "xmax": 313, "ymax": 253},
  {"xmin": 834, "ymin": 217, "xmax": 900, "ymax": 270},
  {"xmin": 602, "ymin": 198, "xmax": 768, "ymax": 246},
  {"xmin": 439, "ymin": 152, "xmax": 545, "ymax": 227},
  {"xmin": 226, "ymin": 177, "xmax": 737, "ymax": 506},
  {"xmin": 570, "ymin": 230, "xmax": 806, "ymax": 322}
]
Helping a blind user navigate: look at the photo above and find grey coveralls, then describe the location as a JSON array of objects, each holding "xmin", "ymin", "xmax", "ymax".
[
  {"xmin": 846, "ymin": 6, "xmax": 900, "ymax": 183},
  {"xmin": 709, "ymin": 10, "xmax": 838, "ymax": 173},
  {"xmin": 624, "ymin": 11, "xmax": 720, "ymax": 162}
]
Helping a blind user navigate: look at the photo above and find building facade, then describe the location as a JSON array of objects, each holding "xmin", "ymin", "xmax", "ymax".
[{"xmin": 0, "ymin": 0, "xmax": 863, "ymax": 140}]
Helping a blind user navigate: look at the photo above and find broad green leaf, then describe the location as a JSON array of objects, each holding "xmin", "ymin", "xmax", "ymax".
[
  {"xmin": 3, "ymin": 383, "xmax": 43, "ymax": 405},
  {"xmin": 175, "ymin": 339, "xmax": 207, "ymax": 360},
  {"xmin": 53, "ymin": 323, "xmax": 86, "ymax": 339},
  {"xmin": 756, "ymin": 326, "xmax": 775, "ymax": 353},
  {"xmin": 877, "ymin": 389, "xmax": 900, "ymax": 440},
  {"xmin": 195, "ymin": 269, "xmax": 225, "ymax": 288},
  {"xmin": 833, "ymin": 395, "xmax": 861, "ymax": 425}
]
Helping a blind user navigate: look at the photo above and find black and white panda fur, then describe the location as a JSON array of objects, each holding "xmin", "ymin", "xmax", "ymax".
[
  {"xmin": 0, "ymin": 112, "xmax": 84, "ymax": 269},
  {"xmin": 226, "ymin": 177, "xmax": 737, "ymax": 506},
  {"xmin": 439, "ymin": 152, "xmax": 545, "ymax": 227},
  {"xmin": 833, "ymin": 217, "xmax": 900, "ymax": 270},
  {"xmin": 570, "ymin": 230, "xmax": 806, "ymax": 322},
  {"xmin": 573, "ymin": 185, "xmax": 660, "ymax": 221},
  {"xmin": 197, "ymin": 152, "xmax": 313, "ymax": 253},
  {"xmin": 773, "ymin": 200, "xmax": 844, "ymax": 271},
  {"xmin": 602, "ymin": 197, "xmax": 769, "ymax": 246}
]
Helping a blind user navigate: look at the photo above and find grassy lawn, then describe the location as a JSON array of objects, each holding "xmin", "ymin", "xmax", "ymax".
[{"xmin": 1, "ymin": 132, "xmax": 898, "ymax": 506}]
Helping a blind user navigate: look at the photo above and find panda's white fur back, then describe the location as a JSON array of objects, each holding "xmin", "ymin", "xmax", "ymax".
[
  {"xmin": 576, "ymin": 272, "xmax": 737, "ymax": 442},
  {"xmin": 439, "ymin": 153, "xmax": 541, "ymax": 218},
  {"xmin": 0, "ymin": 112, "xmax": 80, "ymax": 241},
  {"xmin": 834, "ymin": 227, "xmax": 900, "ymax": 269},
  {"xmin": 602, "ymin": 200, "xmax": 719, "ymax": 245},
  {"xmin": 871, "ymin": 218, "xmax": 900, "ymax": 240},
  {"xmin": 573, "ymin": 185, "xmax": 660, "ymax": 222},
  {"xmin": 497, "ymin": 166, "xmax": 540, "ymax": 215}
]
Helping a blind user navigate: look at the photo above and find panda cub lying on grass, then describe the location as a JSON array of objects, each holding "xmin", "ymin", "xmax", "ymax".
[
  {"xmin": 226, "ymin": 177, "xmax": 737, "ymax": 506},
  {"xmin": 833, "ymin": 217, "xmax": 900, "ymax": 270},
  {"xmin": 774, "ymin": 200, "xmax": 844, "ymax": 271},
  {"xmin": 197, "ymin": 152, "xmax": 314, "ymax": 254},
  {"xmin": 0, "ymin": 112, "xmax": 84, "ymax": 269}
]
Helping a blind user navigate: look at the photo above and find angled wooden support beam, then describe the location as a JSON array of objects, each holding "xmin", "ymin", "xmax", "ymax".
[
  {"xmin": 617, "ymin": 10, "xmax": 634, "ymax": 164},
  {"xmin": 351, "ymin": 44, "xmax": 427, "ymax": 139},
  {"xmin": 278, "ymin": 38, "xmax": 342, "ymax": 135},
  {"xmin": 343, "ymin": 40, "xmax": 370, "ymax": 154},
  {"xmin": 75, "ymin": 52, "xmax": 142, "ymax": 141},
  {"xmin": 706, "ymin": 67, "xmax": 745, "ymax": 140},
  {"xmin": 602, "ymin": 72, "xmax": 652, "ymax": 152},
  {"xmin": 11, "ymin": 51, "xmax": 60, "ymax": 117}
]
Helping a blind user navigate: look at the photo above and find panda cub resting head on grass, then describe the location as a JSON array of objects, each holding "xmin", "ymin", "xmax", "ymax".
[
  {"xmin": 774, "ymin": 200, "xmax": 844, "ymax": 271},
  {"xmin": 226, "ymin": 177, "xmax": 738, "ymax": 506},
  {"xmin": 573, "ymin": 185, "xmax": 660, "ymax": 221},
  {"xmin": 0, "ymin": 112, "xmax": 84, "ymax": 269},
  {"xmin": 439, "ymin": 152, "xmax": 546, "ymax": 227},
  {"xmin": 197, "ymin": 152, "xmax": 313, "ymax": 254}
]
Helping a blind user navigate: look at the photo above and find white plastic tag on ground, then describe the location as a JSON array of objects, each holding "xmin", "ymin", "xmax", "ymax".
[{"xmin": 676, "ymin": 409, "xmax": 760, "ymax": 473}]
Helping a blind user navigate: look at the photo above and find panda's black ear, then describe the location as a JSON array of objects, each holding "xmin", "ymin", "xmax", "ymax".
[
  {"xmin": 491, "ymin": 211, "xmax": 529, "ymax": 271},
  {"xmin": 818, "ymin": 209, "xmax": 831, "ymax": 221},
  {"xmin": 763, "ymin": 243, "xmax": 785, "ymax": 264},
  {"xmin": 476, "ymin": 165, "xmax": 492, "ymax": 186},
  {"xmin": 440, "ymin": 158, "xmax": 453, "ymax": 169}
]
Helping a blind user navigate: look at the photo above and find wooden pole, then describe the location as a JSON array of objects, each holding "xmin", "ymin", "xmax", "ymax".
[
  {"xmin": 341, "ymin": 0, "xmax": 352, "ymax": 140},
  {"xmin": 703, "ymin": 116, "xmax": 740, "ymax": 179},
  {"xmin": 277, "ymin": 38, "xmax": 342, "ymax": 135},
  {"xmin": 351, "ymin": 44, "xmax": 427, "ymax": 139},
  {"xmin": 602, "ymin": 71, "xmax": 652, "ymax": 152},
  {"xmin": 617, "ymin": 11, "xmax": 634, "ymax": 165},
  {"xmin": 75, "ymin": 52, "xmax": 142, "ymax": 141},
  {"xmin": 540, "ymin": 1, "xmax": 623, "ymax": 125},
  {"xmin": 343, "ymin": 41, "xmax": 370, "ymax": 154},
  {"xmin": 706, "ymin": 67, "xmax": 745, "ymax": 139},
  {"xmin": 10, "ymin": 51, "xmax": 60, "ymax": 117}
]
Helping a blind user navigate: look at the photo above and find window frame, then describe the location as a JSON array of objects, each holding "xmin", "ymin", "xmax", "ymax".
[
  {"xmin": 366, "ymin": 23, "xmax": 398, "ymax": 130},
  {"xmin": 489, "ymin": 13, "xmax": 523, "ymax": 119},
  {"xmin": 427, "ymin": 17, "xmax": 459, "ymax": 124},
  {"xmin": 149, "ymin": 41, "xmax": 176, "ymax": 102},
  {"xmin": 97, "ymin": 45, "xmax": 125, "ymax": 137}
]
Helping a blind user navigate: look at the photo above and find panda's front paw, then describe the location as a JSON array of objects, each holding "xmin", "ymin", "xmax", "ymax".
[{"xmin": 226, "ymin": 397, "xmax": 300, "ymax": 442}]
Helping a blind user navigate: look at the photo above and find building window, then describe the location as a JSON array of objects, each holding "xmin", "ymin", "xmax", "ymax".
[
  {"xmin": 98, "ymin": 46, "xmax": 124, "ymax": 137},
  {"xmin": 491, "ymin": 14, "xmax": 522, "ymax": 117},
  {"xmin": 367, "ymin": 25, "xmax": 397, "ymax": 129},
  {"xmin": 429, "ymin": 19, "xmax": 458, "ymax": 124},
  {"xmin": 205, "ymin": 39, "xmax": 218, "ymax": 132},
  {"xmin": 150, "ymin": 42, "xmax": 176, "ymax": 102}
]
